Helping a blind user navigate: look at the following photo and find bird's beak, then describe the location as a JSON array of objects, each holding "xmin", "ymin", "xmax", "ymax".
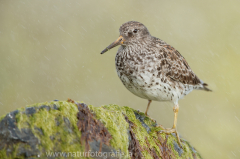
[{"xmin": 101, "ymin": 36, "xmax": 125, "ymax": 54}]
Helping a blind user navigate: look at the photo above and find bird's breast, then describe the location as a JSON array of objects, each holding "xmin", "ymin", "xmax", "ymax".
[{"xmin": 115, "ymin": 48, "xmax": 158, "ymax": 88}]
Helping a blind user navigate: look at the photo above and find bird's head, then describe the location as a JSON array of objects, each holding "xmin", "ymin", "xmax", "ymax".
[{"xmin": 101, "ymin": 21, "xmax": 151, "ymax": 54}]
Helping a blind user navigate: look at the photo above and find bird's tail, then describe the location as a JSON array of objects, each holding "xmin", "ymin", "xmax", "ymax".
[
  {"xmin": 202, "ymin": 83, "xmax": 212, "ymax": 91},
  {"xmin": 198, "ymin": 79, "xmax": 212, "ymax": 91}
]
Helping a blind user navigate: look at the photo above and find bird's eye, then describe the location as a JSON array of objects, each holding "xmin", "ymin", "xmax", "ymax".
[{"xmin": 133, "ymin": 29, "xmax": 138, "ymax": 33}]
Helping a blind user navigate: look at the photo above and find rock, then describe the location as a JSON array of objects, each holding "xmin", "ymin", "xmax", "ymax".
[{"xmin": 0, "ymin": 99, "xmax": 202, "ymax": 159}]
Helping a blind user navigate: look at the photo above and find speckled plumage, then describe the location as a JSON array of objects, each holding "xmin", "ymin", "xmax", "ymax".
[
  {"xmin": 114, "ymin": 21, "xmax": 210, "ymax": 105},
  {"xmin": 101, "ymin": 21, "xmax": 211, "ymax": 147}
]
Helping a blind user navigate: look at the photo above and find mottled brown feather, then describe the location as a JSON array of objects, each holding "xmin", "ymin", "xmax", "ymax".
[{"xmin": 156, "ymin": 40, "xmax": 202, "ymax": 86}]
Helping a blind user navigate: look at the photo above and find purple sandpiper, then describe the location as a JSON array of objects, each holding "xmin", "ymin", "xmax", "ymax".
[{"xmin": 101, "ymin": 21, "xmax": 211, "ymax": 146}]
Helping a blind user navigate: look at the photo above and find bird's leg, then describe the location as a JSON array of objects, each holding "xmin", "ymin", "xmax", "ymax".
[
  {"xmin": 145, "ymin": 100, "xmax": 152, "ymax": 116},
  {"xmin": 157, "ymin": 104, "xmax": 182, "ymax": 147},
  {"xmin": 144, "ymin": 100, "xmax": 160, "ymax": 124}
]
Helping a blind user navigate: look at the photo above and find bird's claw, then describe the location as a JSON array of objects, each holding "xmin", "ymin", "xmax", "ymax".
[{"xmin": 157, "ymin": 128, "xmax": 182, "ymax": 148}]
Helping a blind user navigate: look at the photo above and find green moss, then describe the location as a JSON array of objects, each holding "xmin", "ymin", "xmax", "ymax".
[
  {"xmin": 138, "ymin": 108, "xmax": 202, "ymax": 159},
  {"xmin": 0, "ymin": 148, "xmax": 7, "ymax": 159},
  {"xmin": 14, "ymin": 101, "xmax": 83, "ymax": 158},
  {"xmin": 1, "ymin": 143, "xmax": 26, "ymax": 159},
  {"xmin": 124, "ymin": 107, "xmax": 162, "ymax": 158},
  {"xmin": 89, "ymin": 104, "xmax": 201, "ymax": 159},
  {"xmin": 89, "ymin": 105, "xmax": 162, "ymax": 158},
  {"xmin": 184, "ymin": 140, "xmax": 202, "ymax": 159},
  {"xmin": 0, "ymin": 115, "xmax": 4, "ymax": 122},
  {"xmin": 1, "ymin": 101, "xmax": 201, "ymax": 159},
  {"xmin": 88, "ymin": 104, "xmax": 129, "ymax": 157}
]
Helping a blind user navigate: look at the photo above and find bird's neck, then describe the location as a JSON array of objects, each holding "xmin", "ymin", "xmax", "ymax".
[{"xmin": 124, "ymin": 38, "xmax": 151, "ymax": 54}]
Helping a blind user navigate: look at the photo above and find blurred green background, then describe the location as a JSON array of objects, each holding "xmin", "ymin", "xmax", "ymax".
[{"xmin": 0, "ymin": 0, "xmax": 240, "ymax": 158}]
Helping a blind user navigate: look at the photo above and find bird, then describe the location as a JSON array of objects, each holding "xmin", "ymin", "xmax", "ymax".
[{"xmin": 101, "ymin": 21, "xmax": 211, "ymax": 147}]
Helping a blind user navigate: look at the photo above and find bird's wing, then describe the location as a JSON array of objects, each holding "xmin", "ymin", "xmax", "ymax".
[{"xmin": 158, "ymin": 43, "xmax": 202, "ymax": 85}]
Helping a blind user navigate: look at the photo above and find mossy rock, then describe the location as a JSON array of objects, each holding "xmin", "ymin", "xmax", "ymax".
[{"xmin": 0, "ymin": 99, "xmax": 202, "ymax": 159}]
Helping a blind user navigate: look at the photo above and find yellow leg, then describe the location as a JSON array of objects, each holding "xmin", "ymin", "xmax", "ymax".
[
  {"xmin": 145, "ymin": 100, "xmax": 152, "ymax": 116},
  {"xmin": 157, "ymin": 104, "xmax": 182, "ymax": 148},
  {"xmin": 172, "ymin": 104, "xmax": 179, "ymax": 129}
]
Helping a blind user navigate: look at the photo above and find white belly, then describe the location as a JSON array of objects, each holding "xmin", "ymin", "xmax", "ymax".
[{"xmin": 118, "ymin": 72, "xmax": 182, "ymax": 102}]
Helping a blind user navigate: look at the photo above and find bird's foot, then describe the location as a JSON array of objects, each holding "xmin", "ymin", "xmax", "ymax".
[{"xmin": 157, "ymin": 126, "xmax": 182, "ymax": 148}]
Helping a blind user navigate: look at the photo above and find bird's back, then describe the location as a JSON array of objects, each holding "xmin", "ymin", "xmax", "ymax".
[{"xmin": 152, "ymin": 37, "xmax": 211, "ymax": 91}]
